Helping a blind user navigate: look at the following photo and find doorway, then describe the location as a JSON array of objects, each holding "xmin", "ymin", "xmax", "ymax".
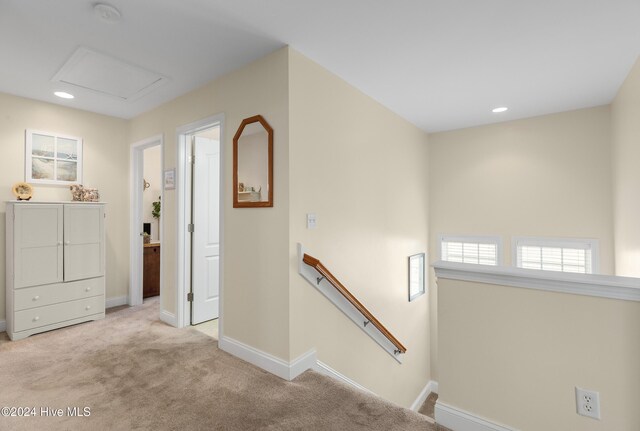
[
  {"xmin": 129, "ymin": 135, "xmax": 163, "ymax": 309},
  {"xmin": 176, "ymin": 115, "xmax": 224, "ymax": 334}
]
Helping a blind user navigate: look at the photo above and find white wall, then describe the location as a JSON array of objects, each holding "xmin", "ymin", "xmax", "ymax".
[
  {"xmin": 428, "ymin": 106, "xmax": 615, "ymax": 381},
  {"xmin": 288, "ymin": 49, "xmax": 431, "ymax": 407},
  {"xmin": 0, "ymin": 92, "xmax": 130, "ymax": 319},
  {"xmin": 143, "ymin": 145, "xmax": 161, "ymax": 241},
  {"xmin": 611, "ymin": 57, "xmax": 640, "ymax": 277}
]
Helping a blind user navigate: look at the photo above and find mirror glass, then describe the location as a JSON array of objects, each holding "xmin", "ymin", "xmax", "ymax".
[{"xmin": 233, "ymin": 115, "xmax": 273, "ymax": 207}]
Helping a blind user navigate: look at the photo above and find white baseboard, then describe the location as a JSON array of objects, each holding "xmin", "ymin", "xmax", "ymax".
[
  {"xmin": 435, "ymin": 401, "xmax": 517, "ymax": 431},
  {"xmin": 289, "ymin": 349, "xmax": 318, "ymax": 380},
  {"xmin": 106, "ymin": 296, "xmax": 128, "ymax": 308},
  {"xmin": 0, "ymin": 319, "xmax": 6, "ymax": 332},
  {"xmin": 314, "ymin": 360, "xmax": 375, "ymax": 395},
  {"xmin": 219, "ymin": 335, "xmax": 316, "ymax": 381},
  {"xmin": 410, "ymin": 380, "xmax": 438, "ymax": 411},
  {"xmin": 159, "ymin": 309, "xmax": 177, "ymax": 327}
]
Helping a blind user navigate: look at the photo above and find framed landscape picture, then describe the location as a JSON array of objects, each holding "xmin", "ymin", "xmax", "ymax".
[{"xmin": 26, "ymin": 129, "xmax": 82, "ymax": 185}]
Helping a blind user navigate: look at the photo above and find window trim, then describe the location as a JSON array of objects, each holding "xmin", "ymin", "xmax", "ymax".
[
  {"xmin": 511, "ymin": 236, "xmax": 600, "ymax": 274},
  {"xmin": 438, "ymin": 235, "xmax": 504, "ymax": 266}
]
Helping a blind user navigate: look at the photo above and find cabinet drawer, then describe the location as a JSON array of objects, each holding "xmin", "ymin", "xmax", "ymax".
[
  {"xmin": 14, "ymin": 278, "xmax": 105, "ymax": 311},
  {"xmin": 14, "ymin": 295, "xmax": 105, "ymax": 332}
]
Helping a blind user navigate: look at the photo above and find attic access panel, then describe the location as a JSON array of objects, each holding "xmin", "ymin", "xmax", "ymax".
[{"xmin": 52, "ymin": 47, "xmax": 168, "ymax": 101}]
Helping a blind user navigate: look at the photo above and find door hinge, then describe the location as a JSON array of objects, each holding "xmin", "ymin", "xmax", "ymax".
[
  {"xmin": 188, "ymin": 223, "xmax": 194, "ymax": 233},
  {"xmin": 187, "ymin": 292, "xmax": 194, "ymax": 302},
  {"xmin": 190, "ymin": 155, "xmax": 195, "ymax": 164}
]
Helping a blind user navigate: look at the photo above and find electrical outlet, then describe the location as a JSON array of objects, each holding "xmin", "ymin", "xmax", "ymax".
[{"xmin": 575, "ymin": 387, "xmax": 601, "ymax": 420}]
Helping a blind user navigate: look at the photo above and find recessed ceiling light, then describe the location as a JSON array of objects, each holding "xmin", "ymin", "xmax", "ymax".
[
  {"xmin": 94, "ymin": 3, "xmax": 122, "ymax": 23},
  {"xmin": 54, "ymin": 91, "xmax": 74, "ymax": 99},
  {"xmin": 492, "ymin": 107, "xmax": 508, "ymax": 113}
]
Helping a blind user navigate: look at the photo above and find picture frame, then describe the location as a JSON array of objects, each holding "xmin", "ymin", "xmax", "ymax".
[
  {"xmin": 25, "ymin": 129, "xmax": 83, "ymax": 185},
  {"xmin": 408, "ymin": 253, "xmax": 425, "ymax": 301},
  {"xmin": 164, "ymin": 169, "xmax": 176, "ymax": 190}
]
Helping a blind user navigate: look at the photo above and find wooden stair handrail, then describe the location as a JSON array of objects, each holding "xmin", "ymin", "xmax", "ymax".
[{"xmin": 303, "ymin": 253, "xmax": 407, "ymax": 354}]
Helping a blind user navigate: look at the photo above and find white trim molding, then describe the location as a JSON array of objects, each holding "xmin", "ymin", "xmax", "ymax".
[
  {"xmin": 159, "ymin": 310, "xmax": 177, "ymax": 327},
  {"xmin": 219, "ymin": 335, "xmax": 316, "ymax": 381},
  {"xmin": 106, "ymin": 296, "xmax": 128, "ymax": 309},
  {"xmin": 0, "ymin": 320, "xmax": 6, "ymax": 332},
  {"xmin": 433, "ymin": 260, "xmax": 640, "ymax": 302},
  {"xmin": 314, "ymin": 361, "xmax": 375, "ymax": 395},
  {"xmin": 410, "ymin": 380, "xmax": 438, "ymax": 411},
  {"xmin": 129, "ymin": 134, "xmax": 164, "ymax": 310},
  {"xmin": 435, "ymin": 401, "xmax": 517, "ymax": 431}
]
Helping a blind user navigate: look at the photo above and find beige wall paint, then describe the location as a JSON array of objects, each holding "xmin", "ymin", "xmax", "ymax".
[
  {"xmin": 143, "ymin": 145, "xmax": 161, "ymax": 241},
  {"xmin": 437, "ymin": 278, "xmax": 640, "ymax": 431},
  {"xmin": 288, "ymin": 50, "xmax": 431, "ymax": 407},
  {"xmin": 612, "ymin": 57, "xmax": 640, "ymax": 277},
  {"xmin": 129, "ymin": 48, "xmax": 291, "ymax": 359},
  {"xmin": 428, "ymin": 106, "xmax": 615, "ymax": 380},
  {"xmin": 0, "ymin": 92, "xmax": 129, "ymax": 319}
]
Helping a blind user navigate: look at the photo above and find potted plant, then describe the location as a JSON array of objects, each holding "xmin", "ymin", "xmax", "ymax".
[{"xmin": 152, "ymin": 196, "xmax": 161, "ymax": 220}]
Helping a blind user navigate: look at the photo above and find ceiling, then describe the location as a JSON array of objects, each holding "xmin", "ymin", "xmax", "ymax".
[{"xmin": 1, "ymin": 0, "xmax": 638, "ymax": 132}]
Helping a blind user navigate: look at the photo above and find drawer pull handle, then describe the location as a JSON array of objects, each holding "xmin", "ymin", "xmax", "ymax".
[
  {"xmin": 33, "ymin": 316, "xmax": 39, "ymax": 322},
  {"xmin": 33, "ymin": 295, "xmax": 40, "ymax": 301},
  {"xmin": 85, "ymin": 305, "xmax": 91, "ymax": 310},
  {"xmin": 57, "ymin": 241, "xmax": 63, "ymax": 246},
  {"xmin": 85, "ymin": 287, "xmax": 91, "ymax": 292}
]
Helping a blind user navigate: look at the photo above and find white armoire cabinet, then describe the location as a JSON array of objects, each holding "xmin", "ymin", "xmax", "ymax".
[{"xmin": 5, "ymin": 201, "xmax": 106, "ymax": 340}]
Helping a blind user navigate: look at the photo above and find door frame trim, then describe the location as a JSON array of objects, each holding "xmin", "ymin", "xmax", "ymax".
[
  {"xmin": 176, "ymin": 114, "xmax": 225, "ymax": 330},
  {"xmin": 129, "ymin": 135, "xmax": 164, "ymax": 307}
]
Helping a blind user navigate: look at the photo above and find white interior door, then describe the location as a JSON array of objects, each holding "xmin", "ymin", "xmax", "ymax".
[{"xmin": 191, "ymin": 136, "xmax": 220, "ymax": 324}]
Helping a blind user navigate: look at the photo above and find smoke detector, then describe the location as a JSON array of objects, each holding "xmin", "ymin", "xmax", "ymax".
[{"xmin": 94, "ymin": 3, "xmax": 122, "ymax": 23}]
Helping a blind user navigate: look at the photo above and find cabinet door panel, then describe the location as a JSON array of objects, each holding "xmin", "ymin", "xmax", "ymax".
[
  {"xmin": 64, "ymin": 205, "xmax": 105, "ymax": 281},
  {"xmin": 14, "ymin": 205, "xmax": 63, "ymax": 288}
]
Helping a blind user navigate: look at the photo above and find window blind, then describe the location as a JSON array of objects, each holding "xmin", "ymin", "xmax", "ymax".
[
  {"xmin": 441, "ymin": 240, "xmax": 499, "ymax": 266},
  {"xmin": 515, "ymin": 240, "xmax": 596, "ymax": 274}
]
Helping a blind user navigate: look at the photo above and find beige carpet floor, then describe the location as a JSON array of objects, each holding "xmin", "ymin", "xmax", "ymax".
[{"xmin": 0, "ymin": 299, "xmax": 440, "ymax": 430}]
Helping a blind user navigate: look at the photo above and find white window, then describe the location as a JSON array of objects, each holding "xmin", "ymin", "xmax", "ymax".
[
  {"xmin": 513, "ymin": 237, "xmax": 599, "ymax": 274},
  {"xmin": 439, "ymin": 235, "xmax": 502, "ymax": 266}
]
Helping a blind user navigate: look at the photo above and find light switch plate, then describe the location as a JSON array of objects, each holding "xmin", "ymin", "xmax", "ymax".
[{"xmin": 306, "ymin": 213, "xmax": 317, "ymax": 229}]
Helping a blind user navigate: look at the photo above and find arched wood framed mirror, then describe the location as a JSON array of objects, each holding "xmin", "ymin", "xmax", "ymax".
[{"xmin": 233, "ymin": 115, "xmax": 273, "ymax": 208}]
